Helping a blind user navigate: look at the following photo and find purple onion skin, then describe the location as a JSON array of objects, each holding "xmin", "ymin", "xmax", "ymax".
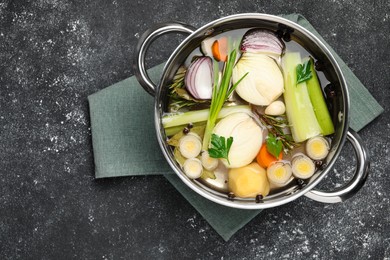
[
  {"xmin": 184, "ymin": 56, "xmax": 213, "ymax": 100},
  {"xmin": 240, "ymin": 29, "xmax": 285, "ymax": 56}
]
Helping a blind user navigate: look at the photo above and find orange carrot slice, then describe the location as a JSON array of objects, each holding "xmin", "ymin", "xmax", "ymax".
[
  {"xmin": 212, "ymin": 37, "xmax": 228, "ymax": 62},
  {"xmin": 256, "ymin": 144, "xmax": 283, "ymax": 168}
]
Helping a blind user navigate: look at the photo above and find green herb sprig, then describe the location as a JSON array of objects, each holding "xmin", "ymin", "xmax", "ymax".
[
  {"xmin": 266, "ymin": 133, "xmax": 283, "ymax": 158},
  {"xmin": 168, "ymin": 66, "xmax": 206, "ymax": 112},
  {"xmin": 296, "ymin": 59, "xmax": 312, "ymax": 85},
  {"xmin": 255, "ymin": 111, "xmax": 298, "ymax": 154},
  {"xmin": 208, "ymin": 134, "xmax": 233, "ymax": 164}
]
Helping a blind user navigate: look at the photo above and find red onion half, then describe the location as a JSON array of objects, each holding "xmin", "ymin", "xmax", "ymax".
[
  {"xmin": 240, "ymin": 29, "xmax": 285, "ymax": 56},
  {"xmin": 184, "ymin": 57, "xmax": 213, "ymax": 100}
]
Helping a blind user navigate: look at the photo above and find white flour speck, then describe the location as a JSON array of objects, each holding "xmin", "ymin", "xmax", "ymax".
[
  {"xmin": 158, "ymin": 245, "xmax": 166, "ymax": 253},
  {"xmin": 65, "ymin": 108, "xmax": 86, "ymax": 125}
]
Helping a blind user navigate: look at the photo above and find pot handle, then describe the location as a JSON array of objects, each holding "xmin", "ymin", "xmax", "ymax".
[
  {"xmin": 304, "ymin": 129, "xmax": 369, "ymax": 203},
  {"xmin": 133, "ymin": 22, "xmax": 196, "ymax": 96}
]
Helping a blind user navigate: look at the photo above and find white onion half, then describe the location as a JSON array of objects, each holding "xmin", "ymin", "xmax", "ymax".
[
  {"xmin": 233, "ymin": 53, "xmax": 284, "ymax": 106},
  {"xmin": 213, "ymin": 112, "xmax": 263, "ymax": 168}
]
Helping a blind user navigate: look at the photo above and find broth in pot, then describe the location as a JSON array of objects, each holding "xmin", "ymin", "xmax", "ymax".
[
  {"xmin": 134, "ymin": 14, "xmax": 369, "ymax": 209},
  {"xmin": 162, "ymin": 27, "xmax": 335, "ymax": 201}
]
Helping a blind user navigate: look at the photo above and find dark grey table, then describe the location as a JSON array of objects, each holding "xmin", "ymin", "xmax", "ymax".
[{"xmin": 1, "ymin": 1, "xmax": 389, "ymax": 259}]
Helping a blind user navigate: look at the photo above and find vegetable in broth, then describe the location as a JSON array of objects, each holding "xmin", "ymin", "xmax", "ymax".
[{"xmin": 163, "ymin": 27, "xmax": 335, "ymax": 201}]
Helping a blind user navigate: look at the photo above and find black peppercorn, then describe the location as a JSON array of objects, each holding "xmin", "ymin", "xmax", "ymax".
[
  {"xmin": 325, "ymin": 84, "xmax": 336, "ymax": 98},
  {"xmin": 283, "ymin": 33, "xmax": 291, "ymax": 42},
  {"xmin": 228, "ymin": 192, "xmax": 235, "ymax": 201},
  {"xmin": 297, "ymin": 179, "xmax": 306, "ymax": 188},
  {"xmin": 277, "ymin": 24, "xmax": 294, "ymax": 42},
  {"xmin": 276, "ymin": 29, "xmax": 284, "ymax": 39},
  {"xmin": 320, "ymin": 163, "xmax": 327, "ymax": 171},
  {"xmin": 314, "ymin": 160, "xmax": 323, "ymax": 169},
  {"xmin": 255, "ymin": 194, "xmax": 264, "ymax": 203},
  {"xmin": 183, "ymin": 127, "xmax": 189, "ymax": 134}
]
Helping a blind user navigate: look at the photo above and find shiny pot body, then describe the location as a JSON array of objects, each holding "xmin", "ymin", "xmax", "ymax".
[{"xmin": 134, "ymin": 14, "xmax": 369, "ymax": 209}]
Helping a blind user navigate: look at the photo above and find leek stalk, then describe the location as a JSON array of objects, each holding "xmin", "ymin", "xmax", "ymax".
[
  {"xmin": 162, "ymin": 105, "xmax": 251, "ymax": 129},
  {"xmin": 282, "ymin": 52, "xmax": 321, "ymax": 143},
  {"xmin": 306, "ymin": 57, "xmax": 335, "ymax": 136}
]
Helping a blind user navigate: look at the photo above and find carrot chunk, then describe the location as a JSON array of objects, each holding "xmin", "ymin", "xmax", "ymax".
[
  {"xmin": 211, "ymin": 37, "xmax": 228, "ymax": 62},
  {"xmin": 256, "ymin": 144, "xmax": 283, "ymax": 168}
]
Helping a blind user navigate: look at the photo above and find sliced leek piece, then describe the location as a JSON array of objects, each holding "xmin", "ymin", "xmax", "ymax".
[
  {"xmin": 179, "ymin": 133, "xmax": 202, "ymax": 159},
  {"xmin": 183, "ymin": 158, "xmax": 203, "ymax": 179},
  {"xmin": 201, "ymin": 152, "xmax": 219, "ymax": 171},
  {"xmin": 306, "ymin": 136, "xmax": 330, "ymax": 160},
  {"xmin": 267, "ymin": 161, "xmax": 292, "ymax": 186},
  {"xmin": 291, "ymin": 153, "xmax": 315, "ymax": 179}
]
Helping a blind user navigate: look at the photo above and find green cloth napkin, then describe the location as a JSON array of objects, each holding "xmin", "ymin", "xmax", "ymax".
[{"xmin": 88, "ymin": 13, "xmax": 383, "ymax": 241}]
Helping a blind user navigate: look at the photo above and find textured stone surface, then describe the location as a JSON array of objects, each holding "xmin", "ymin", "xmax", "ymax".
[{"xmin": 0, "ymin": 0, "xmax": 389, "ymax": 259}]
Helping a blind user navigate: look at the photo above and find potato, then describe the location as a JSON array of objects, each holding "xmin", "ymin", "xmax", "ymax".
[{"xmin": 228, "ymin": 162, "xmax": 270, "ymax": 198}]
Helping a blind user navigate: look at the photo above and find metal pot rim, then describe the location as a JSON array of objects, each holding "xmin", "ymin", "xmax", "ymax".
[{"xmin": 134, "ymin": 13, "xmax": 369, "ymax": 209}]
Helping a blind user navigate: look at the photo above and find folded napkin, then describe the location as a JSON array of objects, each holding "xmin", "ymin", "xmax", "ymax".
[{"xmin": 88, "ymin": 13, "xmax": 383, "ymax": 241}]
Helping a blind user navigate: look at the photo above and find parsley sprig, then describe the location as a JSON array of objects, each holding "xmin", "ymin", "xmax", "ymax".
[
  {"xmin": 208, "ymin": 134, "xmax": 233, "ymax": 164},
  {"xmin": 296, "ymin": 59, "xmax": 312, "ymax": 85}
]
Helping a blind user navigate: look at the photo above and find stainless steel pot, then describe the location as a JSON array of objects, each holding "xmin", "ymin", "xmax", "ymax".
[{"xmin": 133, "ymin": 14, "xmax": 369, "ymax": 209}]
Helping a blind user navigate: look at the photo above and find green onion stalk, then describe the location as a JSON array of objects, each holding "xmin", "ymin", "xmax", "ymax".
[{"xmin": 202, "ymin": 49, "xmax": 248, "ymax": 151}]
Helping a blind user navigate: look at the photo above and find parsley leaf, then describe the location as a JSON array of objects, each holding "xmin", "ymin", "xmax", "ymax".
[
  {"xmin": 208, "ymin": 134, "xmax": 233, "ymax": 164},
  {"xmin": 266, "ymin": 133, "xmax": 283, "ymax": 159},
  {"xmin": 296, "ymin": 59, "xmax": 312, "ymax": 85}
]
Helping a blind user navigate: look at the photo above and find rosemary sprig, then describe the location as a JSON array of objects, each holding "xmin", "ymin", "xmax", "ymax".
[
  {"xmin": 255, "ymin": 111, "xmax": 298, "ymax": 153},
  {"xmin": 169, "ymin": 66, "xmax": 186, "ymax": 91}
]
